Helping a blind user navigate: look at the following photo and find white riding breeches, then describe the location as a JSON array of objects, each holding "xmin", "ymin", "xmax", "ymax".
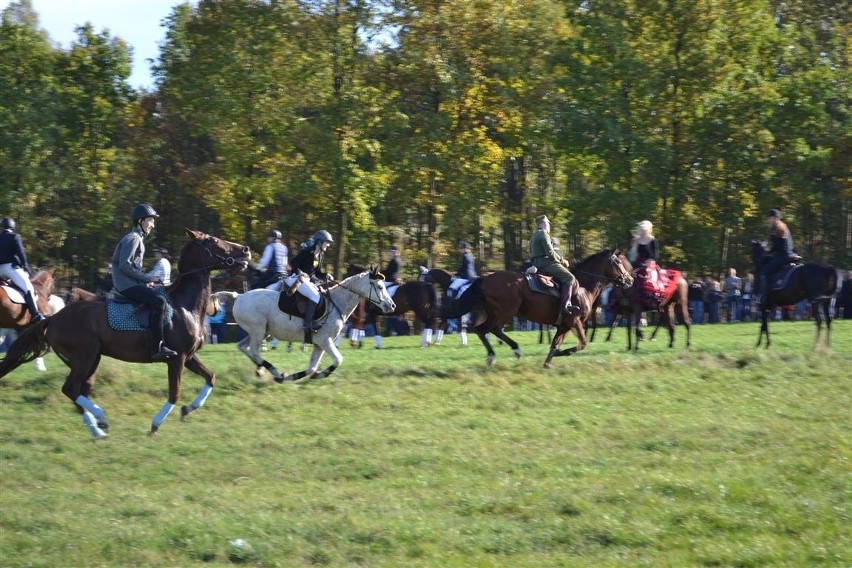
[
  {"xmin": 448, "ymin": 278, "xmax": 470, "ymax": 299},
  {"xmin": 283, "ymin": 274, "xmax": 320, "ymax": 303},
  {"xmin": 0, "ymin": 264, "xmax": 36, "ymax": 296}
]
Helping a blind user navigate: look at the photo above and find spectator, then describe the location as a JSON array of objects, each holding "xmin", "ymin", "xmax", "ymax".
[
  {"xmin": 704, "ymin": 277, "xmax": 722, "ymax": 323},
  {"xmin": 741, "ymin": 273, "xmax": 754, "ymax": 322},
  {"xmin": 688, "ymin": 276, "xmax": 705, "ymax": 324},
  {"xmin": 839, "ymin": 271, "xmax": 852, "ymax": 319},
  {"xmin": 207, "ymin": 300, "xmax": 228, "ymax": 344},
  {"xmin": 723, "ymin": 267, "xmax": 742, "ymax": 322}
]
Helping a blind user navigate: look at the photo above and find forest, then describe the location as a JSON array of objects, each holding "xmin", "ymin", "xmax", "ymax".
[{"xmin": 1, "ymin": 0, "xmax": 849, "ymax": 289}]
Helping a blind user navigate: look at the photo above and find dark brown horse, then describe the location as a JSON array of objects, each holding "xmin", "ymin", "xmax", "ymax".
[
  {"xmin": 751, "ymin": 239, "xmax": 838, "ymax": 348},
  {"xmin": 0, "ymin": 229, "xmax": 251, "ymax": 438},
  {"xmin": 620, "ymin": 263, "xmax": 691, "ymax": 352},
  {"xmin": 350, "ymin": 264, "xmax": 441, "ymax": 347},
  {"xmin": 441, "ymin": 249, "xmax": 633, "ymax": 367},
  {"xmin": 0, "ymin": 270, "xmax": 54, "ymax": 329}
]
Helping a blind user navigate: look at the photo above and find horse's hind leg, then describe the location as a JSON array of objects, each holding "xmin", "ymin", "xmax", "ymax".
[
  {"xmin": 491, "ymin": 327, "xmax": 521, "ymax": 359},
  {"xmin": 180, "ymin": 354, "xmax": 216, "ymax": 419},
  {"xmin": 238, "ymin": 333, "xmax": 285, "ymax": 381}
]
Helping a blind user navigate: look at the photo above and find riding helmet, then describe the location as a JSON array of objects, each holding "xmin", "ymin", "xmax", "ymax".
[
  {"xmin": 1, "ymin": 217, "xmax": 15, "ymax": 230},
  {"xmin": 459, "ymin": 241, "xmax": 470, "ymax": 250},
  {"xmin": 131, "ymin": 203, "xmax": 159, "ymax": 221},
  {"xmin": 313, "ymin": 229, "xmax": 333, "ymax": 243},
  {"xmin": 767, "ymin": 208, "xmax": 781, "ymax": 219},
  {"xmin": 268, "ymin": 229, "xmax": 282, "ymax": 240}
]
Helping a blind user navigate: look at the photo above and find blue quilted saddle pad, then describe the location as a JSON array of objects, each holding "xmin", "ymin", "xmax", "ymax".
[{"xmin": 107, "ymin": 288, "xmax": 175, "ymax": 331}]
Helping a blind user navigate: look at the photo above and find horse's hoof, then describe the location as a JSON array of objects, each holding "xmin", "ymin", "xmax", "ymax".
[
  {"xmin": 543, "ymin": 361, "xmax": 552, "ymax": 369},
  {"xmin": 180, "ymin": 405, "xmax": 192, "ymax": 419},
  {"xmin": 97, "ymin": 418, "xmax": 110, "ymax": 432},
  {"xmin": 513, "ymin": 350, "xmax": 522, "ymax": 359},
  {"xmin": 149, "ymin": 427, "xmax": 159, "ymax": 436}
]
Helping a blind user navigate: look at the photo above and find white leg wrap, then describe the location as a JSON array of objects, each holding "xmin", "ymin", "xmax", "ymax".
[
  {"xmin": 81, "ymin": 411, "xmax": 107, "ymax": 438},
  {"xmin": 350, "ymin": 328, "xmax": 359, "ymax": 342},
  {"xmin": 75, "ymin": 395, "xmax": 105, "ymax": 420},
  {"xmin": 421, "ymin": 329, "xmax": 432, "ymax": 346},
  {"xmin": 460, "ymin": 330, "xmax": 468, "ymax": 345},
  {"xmin": 374, "ymin": 335, "xmax": 383, "ymax": 348},
  {"xmin": 190, "ymin": 384, "xmax": 213, "ymax": 410},
  {"xmin": 35, "ymin": 357, "xmax": 46, "ymax": 371},
  {"xmin": 152, "ymin": 402, "xmax": 176, "ymax": 429},
  {"xmin": 435, "ymin": 330, "xmax": 444, "ymax": 343}
]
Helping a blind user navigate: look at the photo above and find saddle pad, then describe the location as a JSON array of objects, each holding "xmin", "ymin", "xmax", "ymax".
[
  {"xmin": 0, "ymin": 284, "xmax": 26, "ymax": 304},
  {"xmin": 107, "ymin": 289, "xmax": 174, "ymax": 331},
  {"xmin": 636, "ymin": 269, "xmax": 682, "ymax": 311}
]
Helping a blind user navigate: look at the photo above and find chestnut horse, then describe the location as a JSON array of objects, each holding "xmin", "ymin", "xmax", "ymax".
[
  {"xmin": 750, "ymin": 239, "xmax": 838, "ymax": 348},
  {"xmin": 0, "ymin": 270, "xmax": 54, "ymax": 329},
  {"xmin": 441, "ymin": 249, "xmax": 633, "ymax": 367},
  {"xmin": 0, "ymin": 229, "xmax": 251, "ymax": 438}
]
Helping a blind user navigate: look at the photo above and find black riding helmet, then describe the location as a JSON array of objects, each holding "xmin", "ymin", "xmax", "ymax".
[
  {"xmin": 131, "ymin": 203, "xmax": 159, "ymax": 222},
  {"xmin": 1, "ymin": 217, "xmax": 15, "ymax": 230},
  {"xmin": 313, "ymin": 230, "xmax": 333, "ymax": 244}
]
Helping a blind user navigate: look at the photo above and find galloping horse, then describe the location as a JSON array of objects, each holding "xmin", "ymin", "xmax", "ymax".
[
  {"xmin": 442, "ymin": 249, "xmax": 633, "ymax": 367},
  {"xmin": 617, "ymin": 262, "xmax": 690, "ymax": 352},
  {"xmin": 750, "ymin": 240, "xmax": 838, "ymax": 348},
  {"xmin": 231, "ymin": 268, "xmax": 396, "ymax": 382},
  {"xmin": 350, "ymin": 264, "xmax": 441, "ymax": 348},
  {"xmin": 0, "ymin": 229, "xmax": 251, "ymax": 438},
  {"xmin": 0, "ymin": 270, "xmax": 54, "ymax": 329}
]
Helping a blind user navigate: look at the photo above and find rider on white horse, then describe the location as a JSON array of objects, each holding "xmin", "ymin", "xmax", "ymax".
[{"xmin": 284, "ymin": 229, "xmax": 334, "ymax": 345}]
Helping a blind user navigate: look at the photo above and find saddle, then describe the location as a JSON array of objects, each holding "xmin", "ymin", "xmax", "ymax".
[
  {"xmin": 634, "ymin": 262, "xmax": 681, "ymax": 311},
  {"xmin": 0, "ymin": 280, "xmax": 29, "ymax": 304},
  {"xmin": 106, "ymin": 289, "xmax": 174, "ymax": 331},
  {"xmin": 767, "ymin": 263, "xmax": 800, "ymax": 291},
  {"xmin": 276, "ymin": 290, "xmax": 329, "ymax": 323},
  {"xmin": 524, "ymin": 273, "xmax": 562, "ymax": 299}
]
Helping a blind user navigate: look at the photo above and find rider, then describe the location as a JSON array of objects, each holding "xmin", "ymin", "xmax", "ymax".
[
  {"xmin": 629, "ymin": 219, "xmax": 663, "ymax": 290},
  {"xmin": 447, "ymin": 241, "xmax": 478, "ymax": 298},
  {"xmin": 384, "ymin": 245, "xmax": 403, "ymax": 285},
  {"xmin": 0, "ymin": 217, "xmax": 46, "ymax": 322},
  {"xmin": 111, "ymin": 204, "xmax": 176, "ymax": 361},
  {"xmin": 145, "ymin": 247, "xmax": 172, "ymax": 286},
  {"xmin": 286, "ymin": 229, "xmax": 334, "ymax": 345},
  {"xmin": 528, "ymin": 214, "xmax": 580, "ymax": 317},
  {"xmin": 251, "ymin": 229, "xmax": 289, "ymax": 289},
  {"xmin": 755, "ymin": 208, "xmax": 797, "ymax": 305}
]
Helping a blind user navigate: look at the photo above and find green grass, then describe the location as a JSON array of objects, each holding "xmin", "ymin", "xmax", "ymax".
[{"xmin": 1, "ymin": 320, "xmax": 850, "ymax": 567}]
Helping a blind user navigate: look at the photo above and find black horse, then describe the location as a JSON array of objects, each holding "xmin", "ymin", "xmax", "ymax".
[
  {"xmin": 349, "ymin": 264, "xmax": 441, "ymax": 347},
  {"xmin": 751, "ymin": 239, "xmax": 838, "ymax": 348}
]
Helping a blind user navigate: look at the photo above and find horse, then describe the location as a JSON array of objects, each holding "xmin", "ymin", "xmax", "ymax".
[
  {"xmin": 0, "ymin": 229, "xmax": 251, "ymax": 438},
  {"xmin": 0, "ymin": 270, "xmax": 54, "ymax": 329},
  {"xmin": 419, "ymin": 267, "xmax": 473, "ymax": 345},
  {"xmin": 349, "ymin": 264, "xmax": 441, "ymax": 348},
  {"xmin": 619, "ymin": 262, "xmax": 691, "ymax": 352},
  {"xmin": 750, "ymin": 240, "xmax": 838, "ymax": 348},
  {"xmin": 604, "ymin": 284, "xmax": 666, "ymax": 347},
  {"xmin": 231, "ymin": 268, "xmax": 396, "ymax": 382},
  {"xmin": 441, "ymin": 249, "xmax": 634, "ymax": 367},
  {"xmin": 64, "ymin": 286, "xmax": 105, "ymax": 304}
]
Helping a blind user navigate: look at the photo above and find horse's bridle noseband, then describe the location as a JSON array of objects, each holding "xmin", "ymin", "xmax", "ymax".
[{"xmin": 180, "ymin": 240, "xmax": 248, "ymax": 277}]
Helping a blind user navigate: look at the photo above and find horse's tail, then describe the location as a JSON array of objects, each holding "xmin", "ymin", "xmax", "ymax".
[
  {"xmin": 441, "ymin": 278, "xmax": 483, "ymax": 319},
  {"xmin": 0, "ymin": 319, "xmax": 52, "ymax": 379}
]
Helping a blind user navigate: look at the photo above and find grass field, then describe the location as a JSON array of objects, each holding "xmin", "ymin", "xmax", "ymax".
[{"xmin": 1, "ymin": 320, "xmax": 850, "ymax": 567}]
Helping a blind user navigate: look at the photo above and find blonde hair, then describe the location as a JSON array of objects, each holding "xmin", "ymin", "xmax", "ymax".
[{"xmin": 633, "ymin": 220, "xmax": 653, "ymax": 238}]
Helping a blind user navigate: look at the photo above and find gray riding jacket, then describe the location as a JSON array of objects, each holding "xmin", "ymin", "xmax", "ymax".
[{"xmin": 111, "ymin": 227, "xmax": 152, "ymax": 292}]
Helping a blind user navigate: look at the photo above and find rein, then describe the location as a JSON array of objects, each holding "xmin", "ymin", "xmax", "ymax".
[{"xmin": 177, "ymin": 241, "xmax": 243, "ymax": 278}]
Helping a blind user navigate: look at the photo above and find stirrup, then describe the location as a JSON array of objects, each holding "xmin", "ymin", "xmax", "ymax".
[
  {"xmin": 562, "ymin": 304, "xmax": 581, "ymax": 316},
  {"xmin": 151, "ymin": 342, "xmax": 177, "ymax": 361}
]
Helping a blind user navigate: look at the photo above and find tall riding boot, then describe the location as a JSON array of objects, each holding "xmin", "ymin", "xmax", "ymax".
[
  {"xmin": 755, "ymin": 274, "xmax": 766, "ymax": 305},
  {"xmin": 150, "ymin": 308, "xmax": 177, "ymax": 361},
  {"xmin": 302, "ymin": 301, "xmax": 318, "ymax": 345},
  {"xmin": 23, "ymin": 291, "xmax": 45, "ymax": 322},
  {"xmin": 560, "ymin": 285, "xmax": 580, "ymax": 316}
]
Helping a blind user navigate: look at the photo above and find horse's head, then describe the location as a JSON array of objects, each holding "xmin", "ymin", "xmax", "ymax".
[
  {"xmin": 31, "ymin": 270, "xmax": 54, "ymax": 296},
  {"xmin": 343, "ymin": 268, "xmax": 395, "ymax": 313},
  {"xmin": 180, "ymin": 229, "xmax": 252, "ymax": 275},
  {"xmin": 750, "ymin": 239, "xmax": 767, "ymax": 266},
  {"xmin": 609, "ymin": 249, "xmax": 634, "ymax": 289}
]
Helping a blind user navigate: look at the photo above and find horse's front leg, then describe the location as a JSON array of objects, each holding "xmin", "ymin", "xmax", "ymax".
[
  {"xmin": 544, "ymin": 326, "xmax": 570, "ymax": 368},
  {"xmin": 310, "ymin": 338, "xmax": 342, "ymax": 379},
  {"xmin": 150, "ymin": 356, "xmax": 186, "ymax": 435},
  {"xmin": 474, "ymin": 328, "xmax": 497, "ymax": 366},
  {"xmin": 180, "ymin": 354, "xmax": 216, "ymax": 420}
]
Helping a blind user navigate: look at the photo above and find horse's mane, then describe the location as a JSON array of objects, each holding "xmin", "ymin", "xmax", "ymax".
[{"xmin": 572, "ymin": 248, "xmax": 618, "ymax": 271}]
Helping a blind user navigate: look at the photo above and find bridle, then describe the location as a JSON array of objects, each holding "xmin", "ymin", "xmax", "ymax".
[
  {"xmin": 178, "ymin": 240, "xmax": 247, "ymax": 278},
  {"xmin": 324, "ymin": 273, "xmax": 393, "ymax": 320}
]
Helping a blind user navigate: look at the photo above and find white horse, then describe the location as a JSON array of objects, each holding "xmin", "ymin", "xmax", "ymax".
[
  {"xmin": 230, "ymin": 269, "xmax": 395, "ymax": 382},
  {"xmin": 31, "ymin": 294, "xmax": 67, "ymax": 372}
]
